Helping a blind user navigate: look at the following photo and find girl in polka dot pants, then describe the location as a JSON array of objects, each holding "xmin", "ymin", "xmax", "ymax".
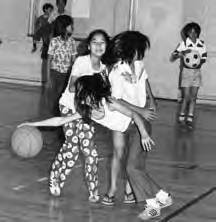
[
  {"xmin": 49, "ymin": 104, "xmax": 99, "ymax": 202},
  {"xmin": 18, "ymin": 74, "xmax": 154, "ymax": 203}
]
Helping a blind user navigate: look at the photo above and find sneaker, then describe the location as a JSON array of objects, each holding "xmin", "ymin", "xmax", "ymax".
[
  {"xmin": 49, "ymin": 179, "xmax": 61, "ymax": 197},
  {"xmin": 101, "ymin": 194, "xmax": 115, "ymax": 206},
  {"xmin": 89, "ymin": 195, "xmax": 100, "ymax": 203},
  {"xmin": 138, "ymin": 198, "xmax": 161, "ymax": 220},
  {"xmin": 156, "ymin": 190, "xmax": 173, "ymax": 209},
  {"xmin": 178, "ymin": 113, "xmax": 185, "ymax": 123},
  {"xmin": 186, "ymin": 115, "xmax": 194, "ymax": 130},
  {"xmin": 123, "ymin": 192, "xmax": 136, "ymax": 204}
]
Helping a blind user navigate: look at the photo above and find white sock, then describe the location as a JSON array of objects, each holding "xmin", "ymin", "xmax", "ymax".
[{"xmin": 155, "ymin": 190, "xmax": 169, "ymax": 203}]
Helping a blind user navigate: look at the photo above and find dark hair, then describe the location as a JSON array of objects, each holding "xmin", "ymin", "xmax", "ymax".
[
  {"xmin": 74, "ymin": 73, "xmax": 111, "ymax": 123},
  {"xmin": 181, "ymin": 22, "xmax": 201, "ymax": 40},
  {"xmin": 53, "ymin": 15, "xmax": 73, "ymax": 38},
  {"xmin": 42, "ymin": 3, "xmax": 54, "ymax": 12},
  {"xmin": 56, "ymin": 0, "xmax": 67, "ymax": 5},
  {"xmin": 78, "ymin": 29, "xmax": 110, "ymax": 56},
  {"xmin": 104, "ymin": 31, "xmax": 150, "ymax": 66}
]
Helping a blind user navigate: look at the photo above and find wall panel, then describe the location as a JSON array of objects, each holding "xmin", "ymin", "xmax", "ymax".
[{"xmin": 134, "ymin": 0, "xmax": 183, "ymax": 99}]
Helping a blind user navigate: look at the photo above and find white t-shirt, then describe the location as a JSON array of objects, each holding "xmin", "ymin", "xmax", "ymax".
[
  {"xmin": 109, "ymin": 61, "xmax": 148, "ymax": 108},
  {"xmin": 59, "ymin": 55, "xmax": 106, "ymax": 111},
  {"xmin": 92, "ymin": 100, "xmax": 131, "ymax": 132}
]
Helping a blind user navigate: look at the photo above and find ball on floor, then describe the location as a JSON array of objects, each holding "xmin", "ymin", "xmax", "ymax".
[{"xmin": 11, "ymin": 126, "xmax": 43, "ymax": 158}]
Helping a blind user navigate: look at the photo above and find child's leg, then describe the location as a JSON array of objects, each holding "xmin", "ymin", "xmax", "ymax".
[
  {"xmin": 179, "ymin": 87, "xmax": 190, "ymax": 122},
  {"xmin": 188, "ymin": 86, "xmax": 199, "ymax": 117},
  {"xmin": 49, "ymin": 119, "xmax": 80, "ymax": 196},
  {"xmin": 186, "ymin": 86, "xmax": 199, "ymax": 128},
  {"xmin": 123, "ymin": 180, "xmax": 136, "ymax": 204},
  {"xmin": 79, "ymin": 121, "xmax": 99, "ymax": 201},
  {"xmin": 101, "ymin": 131, "xmax": 127, "ymax": 205},
  {"xmin": 126, "ymin": 123, "xmax": 161, "ymax": 202},
  {"xmin": 109, "ymin": 131, "xmax": 125, "ymax": 196},
  {"xmin": 49, "ymin": 106, "xmax": 79, "ymax": 196}
]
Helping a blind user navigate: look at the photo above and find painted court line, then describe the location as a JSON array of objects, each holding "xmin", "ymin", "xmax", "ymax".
[
  {"xmin": 159, "ymin": 187, "xmax": 216, "ymax": 222},
  {"xmin": 12, "ymin": 157, "xmax": 105, "ymax": 191}
]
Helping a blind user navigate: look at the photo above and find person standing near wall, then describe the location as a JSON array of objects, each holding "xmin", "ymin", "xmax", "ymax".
[
  {"xmin": 170, "ymin": 22, "xmax": 207, "ymax": 129},
  {"xmin": 31, "ymin": 3, "xmax": 54, "ymax": 53},
  {"xmin": 48, "ymin": 0, "xmax": 70, "ymax": 24},
  {"xmin": 46, "ymin": 15, "xmax": 77, "ymax": 115},
  {"xmin": 31, "ymin": 3, "xmax": 54, "ymax": 115}
]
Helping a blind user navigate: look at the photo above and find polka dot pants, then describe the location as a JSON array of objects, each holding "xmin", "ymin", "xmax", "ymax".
[{"xmin": 49, "ymin": 105, "xmax": 98, "ymax": 197}]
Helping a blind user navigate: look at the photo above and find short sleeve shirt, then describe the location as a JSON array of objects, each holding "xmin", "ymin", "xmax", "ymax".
[
  {"xmin": 109, "ymin": 61, "xmax": 148, "ymax": 108},
  {"xmin": 48, "ymin": 36, "xmax": 77, "ymax": 73},
  {"xmin": 59, "ymin": 55, "xmax": 107, "ymax": 111},
  {"xmin": 92, "ymin": 100, "xmax": 131, "ymax": 132},
  {"xmin": 175, "ymin": 37, "xmax": 207, "ymax": 61}
]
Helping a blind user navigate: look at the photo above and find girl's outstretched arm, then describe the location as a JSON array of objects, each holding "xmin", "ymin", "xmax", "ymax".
[
  {"xmin": 108, "ymin": 98, "xmax": 155, "ymax": 151},
  {"xmin": 18, "ymin": 113, "xmax": 81, "ymax": 128},
  {"xmin": 117, "ymin": 99, "xmax": 157, "ymax": 122}
]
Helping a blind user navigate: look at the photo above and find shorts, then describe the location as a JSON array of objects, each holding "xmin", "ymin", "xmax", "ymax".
[{"xmin": 180, "ymin": 68, "xmax": 202, "ymax": 88}]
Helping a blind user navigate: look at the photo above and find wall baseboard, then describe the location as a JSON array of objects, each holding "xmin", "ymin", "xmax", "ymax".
[{"xmin": 0, "ymin": 76, "xmax": 42, "ymax": 86}]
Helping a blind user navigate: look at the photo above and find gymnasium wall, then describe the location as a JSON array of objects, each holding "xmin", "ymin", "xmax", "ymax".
[
  {"xmin": 134, "ymin": 0, "xmax": 216, "ymax": 101},
  {"xmin": 0, "ymin": 0, "xmax": 216, "ymax": 102},
  {"xmin": 0, "ymin": 0, "xmax": 41, "ymax": 84}
]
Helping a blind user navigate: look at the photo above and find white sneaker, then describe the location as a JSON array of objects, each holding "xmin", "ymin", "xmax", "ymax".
[
  {"xmin": 88, "ymin": 195, "xmax": 100, "ymax": 203},
  {"xmin": 49, "ymin": 179, "xmax": 61, "ymax": 197},
  {"xmin": 138, "ymin": 198, "xmax": 161, "ymax": 220},
  {"xmin": 156, "ymin": 190, "xmax": 173, "ymax": 209}
]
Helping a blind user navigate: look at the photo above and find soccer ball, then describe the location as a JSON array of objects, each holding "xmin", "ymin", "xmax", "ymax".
[{"xmin": 183, "ymin": 50, "xmax": 201, "ymax": 68}]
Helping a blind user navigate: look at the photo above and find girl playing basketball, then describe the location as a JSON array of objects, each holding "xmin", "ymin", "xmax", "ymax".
[
  {"xmin": 101, "ymin": 31, "xmax": 172, "ymax": 220},
  {"xmin": 18, "ymin": 73, "xmax": 154, "ymax": 203},
  {"xmin": 48, "ymin": 29, "xmax": 110, "ymax": 202},
  {"xmin": 170, "ymin": 22, "xmax": 207, "ymax": 129}
]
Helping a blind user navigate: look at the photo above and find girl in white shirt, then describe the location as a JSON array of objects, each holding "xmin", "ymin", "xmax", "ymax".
[
  {"xmin": 18, "ymin": 74, "xmax": 154, "ymax": 202},
  {"xmin": 102, "ymin": 31, "xmax": 172, "ymax": 220},
  {"xmin": 49, "ymin": 29, "xmax": 109, "ymax": 202}
]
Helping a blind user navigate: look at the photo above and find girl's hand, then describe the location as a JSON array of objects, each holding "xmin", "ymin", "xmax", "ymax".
[
  {"xmin": 121, "ymin": 72, "xmax": 137, "ymax": 83},
  {"xmin": 181, "ymin": 49, "xmax": 192, "ymax": 57},
  {"xmin": 141, "ymin": 108, "xmax": 157, "ymax": 121},
  {"xmin": 149, "ymin": 100, "xmax": 157, "ymax": 112},
  {"xmin": 141, "ymin": 135, "xmax": 155, "ymax": 152}
]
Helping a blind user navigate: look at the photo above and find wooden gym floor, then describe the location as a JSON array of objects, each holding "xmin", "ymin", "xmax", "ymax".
[{"xmin": 0, "ymin": 82, "xmax": 215, "ymax": 222}]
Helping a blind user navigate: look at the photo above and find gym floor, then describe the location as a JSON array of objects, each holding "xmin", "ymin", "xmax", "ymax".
[{"xmin": 0, "ymin": 82, "xmax": 215, "ymax": 222}]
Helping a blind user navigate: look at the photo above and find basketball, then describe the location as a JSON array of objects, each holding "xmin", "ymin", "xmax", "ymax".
[
  {"xmin": 183, "ymin": 50, "xmax": 201, "ymax": 68},
  {"xmin": 11, "ymin": 126, "xmax": 43, "ymax": 158}
]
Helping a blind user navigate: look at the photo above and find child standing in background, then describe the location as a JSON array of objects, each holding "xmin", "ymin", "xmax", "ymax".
[
  {"xmin": 31, "ymin": 3, "xmax": 54, "ymax": 115},
  {"xmin": 47, "ymin": 15, "xmax": 77, "ymax": 115},
  {"xmin": 32, "ymin": 3, "xmax": 54, "ymax": 53},
  {"xmin": 170, "ymin": 22, "xmax": 207, "ymax": 129}
]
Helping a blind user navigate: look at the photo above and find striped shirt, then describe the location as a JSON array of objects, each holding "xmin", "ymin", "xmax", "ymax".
[{"xmin": 175, "ymin": 37, "xmax": 207, "ymax": 61}]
